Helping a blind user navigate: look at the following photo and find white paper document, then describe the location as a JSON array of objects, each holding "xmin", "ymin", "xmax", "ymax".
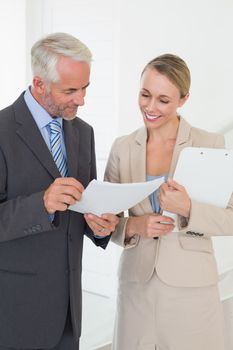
[{"xmin": 68, "ymin": 178, "xmax": 164, "ymax": 216}]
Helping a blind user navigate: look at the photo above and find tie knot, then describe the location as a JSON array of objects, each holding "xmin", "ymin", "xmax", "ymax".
[{"xmin": 48, "ymin": 119, "xmax": 62, "ymax": 134}]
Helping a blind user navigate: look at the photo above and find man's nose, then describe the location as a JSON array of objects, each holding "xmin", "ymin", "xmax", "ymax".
[{"xmin": 73, "ymin": 90, "xmax": 85, "ymax": 106}]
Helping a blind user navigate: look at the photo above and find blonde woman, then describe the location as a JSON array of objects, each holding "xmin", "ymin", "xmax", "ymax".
[{"xmin": 104, "ymin": 54, "xmax": 233, "ymax": 350}]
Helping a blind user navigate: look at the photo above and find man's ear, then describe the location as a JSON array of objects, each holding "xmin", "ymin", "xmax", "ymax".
[
  {"xmin": 32, "ymin": 76, "xmax": 46, "ymax": 94},
  {"xmin": 179, "ymin": 92, "xmax": 189, "ymax": 108}
]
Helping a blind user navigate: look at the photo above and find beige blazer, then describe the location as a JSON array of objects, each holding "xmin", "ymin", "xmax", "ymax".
[{"xmin": 105, "ymin": 118, "xmax": 233, "ymax": 287}]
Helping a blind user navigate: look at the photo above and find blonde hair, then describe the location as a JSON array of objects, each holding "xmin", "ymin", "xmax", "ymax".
[{"xmin": 142, "ymin": 54, "xmax": 191, "ymax": 97}]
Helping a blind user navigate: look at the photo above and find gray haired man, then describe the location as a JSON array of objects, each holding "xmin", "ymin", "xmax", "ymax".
[{"xmin": 0, "ymin": 32, "xmax": 118, "ymax": 350}]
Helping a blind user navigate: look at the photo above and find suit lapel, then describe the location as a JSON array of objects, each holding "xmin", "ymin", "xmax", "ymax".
[
  {"xmin": 130, "ymin": 128, "xmax": 147, "ymax": 183},
  {"xmin": 129, "ymin": 119, "xmax": 194, "ymax": 214},
  {"xmin": 63, "ymin": 119, "xmax": 79, "ymax": 178},
  {"xmin": 130, "ymin": 127, "xmax": 153, "ymax": 213},
  {"xmin": 169, "ymin": 117, "xmax": 193, "ymax": 177},
  {"xmin": 14, "ymin": 95, "xmax": 60, "ymax": 179}
]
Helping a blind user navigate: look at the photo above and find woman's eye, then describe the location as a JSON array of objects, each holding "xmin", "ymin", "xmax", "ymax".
[
  {"xmin": 141, "ymin": 93, "xmax": 150, "ymax": 98},
  {"xmin": 160, "ymin": 100, "xmax": 169, "ymax": 104}
]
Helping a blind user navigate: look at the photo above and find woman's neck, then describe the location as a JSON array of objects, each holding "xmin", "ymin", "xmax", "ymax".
[{"xmin": 147, "ymin": 116, "xmax": 180, "ymax": 144}]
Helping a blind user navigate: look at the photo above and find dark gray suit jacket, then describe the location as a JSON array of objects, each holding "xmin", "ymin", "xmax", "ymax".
[{"xmin": 0, "ymin": 93, "xmax": 109, "ymax": 348}]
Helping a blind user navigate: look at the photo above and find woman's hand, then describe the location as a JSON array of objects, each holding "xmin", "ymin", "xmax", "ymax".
[
  {"xmin": 125, "ymin": 214, "xmax": 175, "ymax": 239},
  {"xmin": 84, "ymin": 213, "xmax": 119, "ymax": 237},
  {"xmin": 158, "ymin": 178, "xmax": 191, "ymax": 218}
]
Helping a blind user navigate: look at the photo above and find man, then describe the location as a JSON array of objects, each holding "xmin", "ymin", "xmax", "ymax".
[{"xmin": 0, "ymin": 32, "xmax": 118, "ymax": 350}]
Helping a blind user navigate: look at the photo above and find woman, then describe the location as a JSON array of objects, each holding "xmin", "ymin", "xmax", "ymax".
[{"xmin": 104, "ymin": 54, "xmax": 233, "ymax": 350}]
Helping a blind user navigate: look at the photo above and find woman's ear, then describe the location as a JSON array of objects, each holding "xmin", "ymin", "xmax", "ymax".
[{"xmin": 179, "ymin": 92, "xmax": 189, "ymax": 107}]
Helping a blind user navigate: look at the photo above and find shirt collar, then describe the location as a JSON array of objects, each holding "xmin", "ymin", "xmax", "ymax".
[{"xmin": 24, "ymin": 87, "xmax": 63, "ymax": 130}]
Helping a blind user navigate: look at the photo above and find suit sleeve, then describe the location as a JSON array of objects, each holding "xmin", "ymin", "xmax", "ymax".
[
  {"xmin": 0, "ymin": 147, "xmax": 55, "ymax": 243},
  {"xmin": 178, "ymin": 134, "xmax": 233, "ymax": 236},
  {"xmin": 104, "ymin": 139, "xmax": 139, "ymax": 249},
  {"xmin": 179, "ymin": 195, "xmax": 233, "ymax": 236},
  {"xmin": 84, "ymin": 127, "xmax": 111, "ymax": 249}
]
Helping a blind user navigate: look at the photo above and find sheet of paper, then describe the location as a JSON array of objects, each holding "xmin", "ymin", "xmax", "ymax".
[{"xmin": 68, "ymin": 178, "xmax": 164, "ymax": 216}]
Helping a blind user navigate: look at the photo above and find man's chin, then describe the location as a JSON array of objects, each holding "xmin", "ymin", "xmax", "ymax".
[{"xmin": 62, "ymin": 114, "xmax": 77, "ymax": 121}]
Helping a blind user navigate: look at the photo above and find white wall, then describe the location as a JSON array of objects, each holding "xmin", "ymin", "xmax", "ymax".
[
  {"xmin": 3, "ymin": 0, "xmax": 233, "ymax": 135},
  {"xmin": 116, "ymin": 0, "xmax": 233, "ymax": 135},
  {"xmin": 0, "ymin": 0, "xmax": 26, "ymax": 108}
]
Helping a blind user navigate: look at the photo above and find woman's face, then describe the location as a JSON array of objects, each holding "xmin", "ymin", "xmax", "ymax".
[{"xmin": 138, "ymin": 67, "xmax": 188, "ymax": 129}]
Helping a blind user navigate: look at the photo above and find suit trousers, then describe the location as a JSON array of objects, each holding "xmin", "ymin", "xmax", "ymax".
[
  {"xmin": 112, "ymin": 271, "xmax": 226, "ymax": 350},
  {"xmin": 0, "ymin": 306, "xmax": 79, "ymax": 350},
  {"xmin": 222, "ymin": 297, "xmax": 233, "ymax": 350}
]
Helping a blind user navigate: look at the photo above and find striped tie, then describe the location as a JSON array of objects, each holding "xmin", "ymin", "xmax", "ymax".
[{"xmin": 48, "ymin": 119, "xmax": 68, "ymax": 177}]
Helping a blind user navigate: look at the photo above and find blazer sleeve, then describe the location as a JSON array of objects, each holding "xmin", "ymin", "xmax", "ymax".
[
  {"xmin": 178, "ymin": 134, "xmax": 233, "ymax": 236},
  {"xmin": 179, "ymin": 196, "xmax": 233, "ymax": 236},
  {"xmin": 0, "ymin": 147, "xmax": 55, "ymax": 243},
  {"xmin": 104, "ymin": 139, "xmax": 139, "ymax": 249},
  {"xmin": 83, "ymin": 127, "xmax": 111, "ymax": 249}
]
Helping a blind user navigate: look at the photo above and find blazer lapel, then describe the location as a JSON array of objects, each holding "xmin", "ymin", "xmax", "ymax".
[
  {"xmin": 129, "ymin": 119, "xmax": 194, "ymax": 214},
  {"xmin": 130, "ymin": 128, "xmax": 147, "ymax": 183},
  {"xmin": 169, "ymin": 117, "xmax": 193, "ymax": 177},
  {"xmin": 130, "ymin": 127, "xmax": 153, "ymax": 214},
  {"xmin": 14, "ymin": 95, "xmax": 60, "ymax": 179},
  {"xmin": 63, "ymin": 119, "xmax": 79, "ymax": 178}
]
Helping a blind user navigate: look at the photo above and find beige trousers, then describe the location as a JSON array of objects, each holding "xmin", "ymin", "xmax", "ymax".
[
  {"xmin": 112, "ymin": 272, "xmax": 226, "ymax": 350},
  {"xmin": 222, "ymin": 297, "xmax": 233, "ymax": 350}
]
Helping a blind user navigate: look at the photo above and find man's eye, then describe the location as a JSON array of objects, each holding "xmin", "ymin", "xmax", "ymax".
[
  {"xmin": 160, "ymin": 100, "xmax": 169, "ymax": 104},
  {"xmin": 141, "ymin": 93, "xmax": 150, "ymax": 98}
]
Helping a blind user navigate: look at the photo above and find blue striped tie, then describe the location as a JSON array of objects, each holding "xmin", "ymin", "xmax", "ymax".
[{"xmin": 48, "ymin": 119, "xmax": 68, "ymax": 177}]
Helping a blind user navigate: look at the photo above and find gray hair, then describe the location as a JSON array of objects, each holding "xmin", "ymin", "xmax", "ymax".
[{"xmin": 31, "ymin": 32, "xmax": 92, "ymax": 83}]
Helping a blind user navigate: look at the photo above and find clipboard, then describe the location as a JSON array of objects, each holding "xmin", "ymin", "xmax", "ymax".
[
  {"xmin": 166, "ymin": 147, "xmax": 233, "ymax": 276},
  {"xmin": 173, "ymin": 147, "xmax": 233, "ymax": 207},
  {"xmin": 163, "ymin": 147, "xmax": 233, "ymax": 223}
]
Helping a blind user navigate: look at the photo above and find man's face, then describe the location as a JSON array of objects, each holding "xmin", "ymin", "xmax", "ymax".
[{"xmin": 33, "ymin": 56, "xmax": 90, "ymax": 120}]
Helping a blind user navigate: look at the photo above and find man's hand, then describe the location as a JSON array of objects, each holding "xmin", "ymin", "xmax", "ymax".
[
  {"xmin": 84, "ymin": 213, "xmax": 119, "ymax": 237},
  {"xmin": 43, "ymin": 177, "xmax": 84, "ymax": 214}
]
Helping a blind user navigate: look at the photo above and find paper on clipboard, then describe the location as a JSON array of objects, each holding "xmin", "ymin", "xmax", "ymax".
[{"xmin": 163, "ymin": 147, "xmax": 233, "ymax": 227}]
